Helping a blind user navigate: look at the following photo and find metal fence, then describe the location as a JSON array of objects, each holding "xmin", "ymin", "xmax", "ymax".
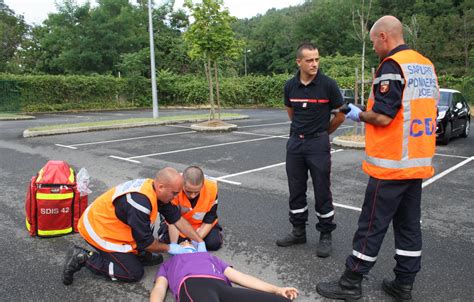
[{"xmin": 0, "ymin": 80, "xmax": 20, "ymax": 113}]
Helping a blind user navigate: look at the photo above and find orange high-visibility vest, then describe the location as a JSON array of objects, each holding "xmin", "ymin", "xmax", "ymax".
[
  {"xmin": 363, "ymin": 49, "xmax": 439, "ymax": 180},
  {"xmin": 172, "ymin": 179, "xmax": 218, "ymax": 238},
  {"xmin": 78, "ymin": 179, "xmax": 158, "ymax": 254}
]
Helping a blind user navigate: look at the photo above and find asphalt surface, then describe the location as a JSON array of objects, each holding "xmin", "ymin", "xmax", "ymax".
[{"xmin": 0, "ymin": 108, "xmax": 473, "ymax": 301}]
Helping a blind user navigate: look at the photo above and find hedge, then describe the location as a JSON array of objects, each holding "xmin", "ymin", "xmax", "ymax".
[{"xmin": 0, "ymin": 73, "xmax": 472, "ymax": 113}]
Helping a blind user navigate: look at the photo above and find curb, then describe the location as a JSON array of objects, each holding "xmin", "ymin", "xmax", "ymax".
[
  {"xmin": 23, "ymin": 115, "xmax": 248, "ymax": 138},
  {"xmin": 332, "ymin": 136, "xmax": 365, "ymax": 149},
  {"xmin": 0, "ymin": 115, "xmax": 35, "ymax": 121},
  {"xmin": 190, "ymin": 123, "xmax": 238, "ymax": 132}
]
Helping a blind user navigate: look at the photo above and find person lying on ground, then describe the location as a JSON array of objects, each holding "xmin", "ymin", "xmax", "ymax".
[{"xmin": 150, "ymin": 241, "xmax": 299, "ymax": 302}]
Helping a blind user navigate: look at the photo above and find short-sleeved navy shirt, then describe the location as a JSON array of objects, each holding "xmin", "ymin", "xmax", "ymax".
[
  {"xmin": 114, "ymin": 193, "xmax": 181, "ymax": 251},
  {"xmin": 284, "ymin": 70, "xmax": 343, "ymax": 135},
  {"xmin": 371, "ymin": 44, "xmax": 410, "ymax": 118}
]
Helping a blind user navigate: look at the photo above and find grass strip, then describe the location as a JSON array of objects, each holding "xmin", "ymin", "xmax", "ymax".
[{"xmin": 28, "ymin": 113, "xmax": 242, "ymax": 131}]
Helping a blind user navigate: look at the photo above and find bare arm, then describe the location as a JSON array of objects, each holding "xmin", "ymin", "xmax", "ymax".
[
  {"xmin": 174, "ymin": 217, "xmax": 203, "ymax": 243},
  {"xmin": 224, "ymin": 267, "xmax": 298, "ymax": 300},
  {"xmin": 145, "ymin": 239, "xmax": 171, "ymax": 254},
  {"xmin": 359, "ymin": 110, "xmax": 393, "ymax": 126},
  {"xmin": 328, "ymin": 111, "xmax": 346, "ymax": 134},
  {"xmin": 150, "ymin": 276, "xmax": 168, "ymax": 302},
  {"xmin": 285, "ymin": 106, "xmax": 294, "ymax": 120},
  {"xmin": 197, "ymin": 223, "xmax": 214, "ymax": 238}
]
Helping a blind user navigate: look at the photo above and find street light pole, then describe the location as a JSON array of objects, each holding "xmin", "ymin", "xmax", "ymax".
[
  {"xmin": 244, "ymin": 49, "xmax": 251, "ymax": 76},
  {"xmin": 148, "ymin": 0, "xmax": 159, "ymax": 118}
]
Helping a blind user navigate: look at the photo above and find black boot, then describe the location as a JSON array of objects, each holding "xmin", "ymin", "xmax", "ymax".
[
  {"xmin": 138, "ymin": 251, "xmax": 164, "ymax": 266},
  {"xmin": 276, "ymin": 225, "xmax": 306, "ymax": 247},
  {"xmin": 62, "ymin": 245, "xmax": 92, "ymax": 285},
  {"xmin": 316, "ymin": 232, "xmax": 332, "ymax": 258},
  {"xmin": 382, "ymin": 278, "xmax": 413, "ymax": 301},
  {"xmin": 317, "ymin": 269, "xmax": 363, "ymax": 301}
]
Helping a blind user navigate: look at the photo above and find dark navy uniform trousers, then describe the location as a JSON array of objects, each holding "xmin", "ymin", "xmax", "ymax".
[
  {"xmin": 346, "ymin": 177, "xmax": 423, "ymax": 284},
  {"xmin": 285, "ymin": 133, "xmax": 336, "ymax": 233},
  {"xmin": 85, "ymin": 249, "xmax": 145, "ymax": 282}
]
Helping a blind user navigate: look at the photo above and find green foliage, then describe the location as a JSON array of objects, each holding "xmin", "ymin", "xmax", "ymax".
[
  {"xmin": 183, "ymin": 0, "xmax": 242, "ymax": 61},
  {"xmin": 0, "ymin": 73, "xmax": 149, "ymax": 112},
  {"xmin": 2, "ymin": 73, "xmax": 473, "ymax": 112},
  {"xmin": 0, "ymin": 1, "xmax": 28, "ymax": 72},
  {"xmin": 438, "ymin": 75, "xmax": 474, "ymax": 104}
]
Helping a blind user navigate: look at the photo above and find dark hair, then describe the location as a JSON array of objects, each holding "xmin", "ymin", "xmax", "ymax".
[
  {"xmin": 183, "ymin": 166, "xmax": 204, "ymax": 186},
  {"xmin": 296, "ymin": 42, "xmax": 318, "ymax": 58}
]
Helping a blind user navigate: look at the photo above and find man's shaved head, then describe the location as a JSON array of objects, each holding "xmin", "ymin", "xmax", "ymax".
[
  {"xmin": 370, "ymin": 15, "xmax": 403, "ymax": 40},
  {"xmin": 154, "ymin": 167, "xmax": 183, "ymax": 203},
  {"xmin": 183, "ymin": 166, "xmax": 204, "ymax": 186},
  {"xmin": 370, "ymin": 15, "xmax": 405, "ymax": 59},
  {"xmin": 155, "ymin": 167, "xmax": 181, "ymax": 185}
]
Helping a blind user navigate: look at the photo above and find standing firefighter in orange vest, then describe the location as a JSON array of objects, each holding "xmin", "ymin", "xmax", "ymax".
[
  {"xmin": 62, "ymin": 167, "xmax": 206, "ymax": 285},
  {"xmin": 158, "ymin": 166, "xmax": 223, "ymax": 251},
  {"xmin": 317, "ymin": 16, "xmax": 439, "ymax": 301}
]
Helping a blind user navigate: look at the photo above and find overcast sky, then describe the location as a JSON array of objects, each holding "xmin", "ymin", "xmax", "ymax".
[{"xmin": 5, "ymin": 0, "xmax": 306, "ymax": 25}]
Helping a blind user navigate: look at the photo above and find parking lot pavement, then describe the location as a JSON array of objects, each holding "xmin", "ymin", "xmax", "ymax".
[{"xmin": 0, "ymin": 108, "xmax": 472, "ymax": 301}]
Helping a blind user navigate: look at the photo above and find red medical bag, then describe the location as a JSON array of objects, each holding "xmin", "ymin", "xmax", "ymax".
[{"xmin": 25, "ymin": 161, "xmax": 88, "ymax": 237}]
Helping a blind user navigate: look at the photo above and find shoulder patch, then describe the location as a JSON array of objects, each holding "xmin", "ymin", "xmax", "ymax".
[{"xmin": 379, "ymin": 80, "xmax": 390, "ymax": 94}]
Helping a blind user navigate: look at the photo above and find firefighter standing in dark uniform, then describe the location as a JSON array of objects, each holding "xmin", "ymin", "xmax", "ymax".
[
  {"xmin": 276, "ymin": 42, "xmax": 346, "ymax": 258},
  {"xmin": 317, "ymin": 16, "xmax": 439, "ymax": 301}
]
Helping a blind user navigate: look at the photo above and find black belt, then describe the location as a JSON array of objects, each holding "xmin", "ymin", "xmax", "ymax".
[{"xmin": 291, "ymin": 131, "xmax": 327, "ymax": 139}]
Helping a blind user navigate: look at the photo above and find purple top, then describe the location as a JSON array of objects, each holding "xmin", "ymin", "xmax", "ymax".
[{"xmin": 156, "ymin": 252, "xmax": 231, "ymax": 299}]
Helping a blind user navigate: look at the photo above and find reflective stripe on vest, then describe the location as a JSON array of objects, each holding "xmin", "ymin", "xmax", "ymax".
[
  {"xmin": 82, "ymin": 205, "xmax": 134, "ymax": 253},
  {"xmin": 126, "ymin": 193, "xmax": 151, "ymax": 215},
  {"xmin": 365, "ymin": 156, "xmax": 432, "ymax": 169},
  {"xmin": 192, "ymin": 212, "xmax": 206, "ymax": 220}
]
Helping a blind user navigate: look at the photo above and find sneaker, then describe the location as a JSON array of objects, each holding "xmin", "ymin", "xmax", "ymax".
[{"xmin": 62, "ymin": 245, "xmax": 91, "ymax": 285}]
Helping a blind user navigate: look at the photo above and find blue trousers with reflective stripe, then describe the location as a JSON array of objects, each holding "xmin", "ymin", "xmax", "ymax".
[
  {"xmin": 285, "ymin": 134, "xmax": 336, "ymax": 233},
  {"xmin": 346, "ymin": 177, "xmax": 422, "ymax": 284}
]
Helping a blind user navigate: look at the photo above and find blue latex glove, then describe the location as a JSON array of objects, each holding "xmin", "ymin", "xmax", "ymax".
[
  {"xmin": 346, "ymin": 103, "xmax": 362, "ymax": 122},
  {"xmin": 197, "ymin": 241, "xmax": 207, "ymax": 252},
  {"xmin": 168, "ymin": 243, "xmax": 194, "ymax": 255}
]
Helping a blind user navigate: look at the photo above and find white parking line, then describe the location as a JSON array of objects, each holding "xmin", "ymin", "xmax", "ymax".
[
  {"xmin": 110, "ymin": 136, "xmax": 280, "ymax": 163},
  {"xmin": 216, "ymin": 162, "xmax": 286, "ymax": 180},
  {"xmin": 238, "ymin": 121, "xmax": 290, "ymax": 128},
  {"xmin": 109, "ymin": 156, "xmax": 141, "ymax": 164},
  {"xmin": 422, "ymin": 156, "xmax": 473, "ymax": 188},
  {"xmin": 55, "ymin": 144, "xmax": 78, "ymax": 150},
  {"xmin": 434, "ymin": 153, "xmax": 469, "ymax": 159},
  {"xmin": 55, "ymin": 131, "xmax": 196, "ymax": 149},
  {"xmin": 333, "ymin": 202, "xmax": 362, "ymax": 212},
  {"xmin": 233, "ymin": 131, "xmax": 289, "ymax": 139},
  {"xmin": 215, "ymin": 149, "xmax": 344, "ymax": 181}
]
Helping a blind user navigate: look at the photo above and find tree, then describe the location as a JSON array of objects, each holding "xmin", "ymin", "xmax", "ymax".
[
  {"xmin": 351, "ymin": 0, "xmax": 372, "ymax": 106},
  {"xmin": 184, "ymin": 0, "xmax": 242, "ymax": 120},
  {"xmin": 0, "ymin": 0, "xmax": 28, "ymax": 72}
]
